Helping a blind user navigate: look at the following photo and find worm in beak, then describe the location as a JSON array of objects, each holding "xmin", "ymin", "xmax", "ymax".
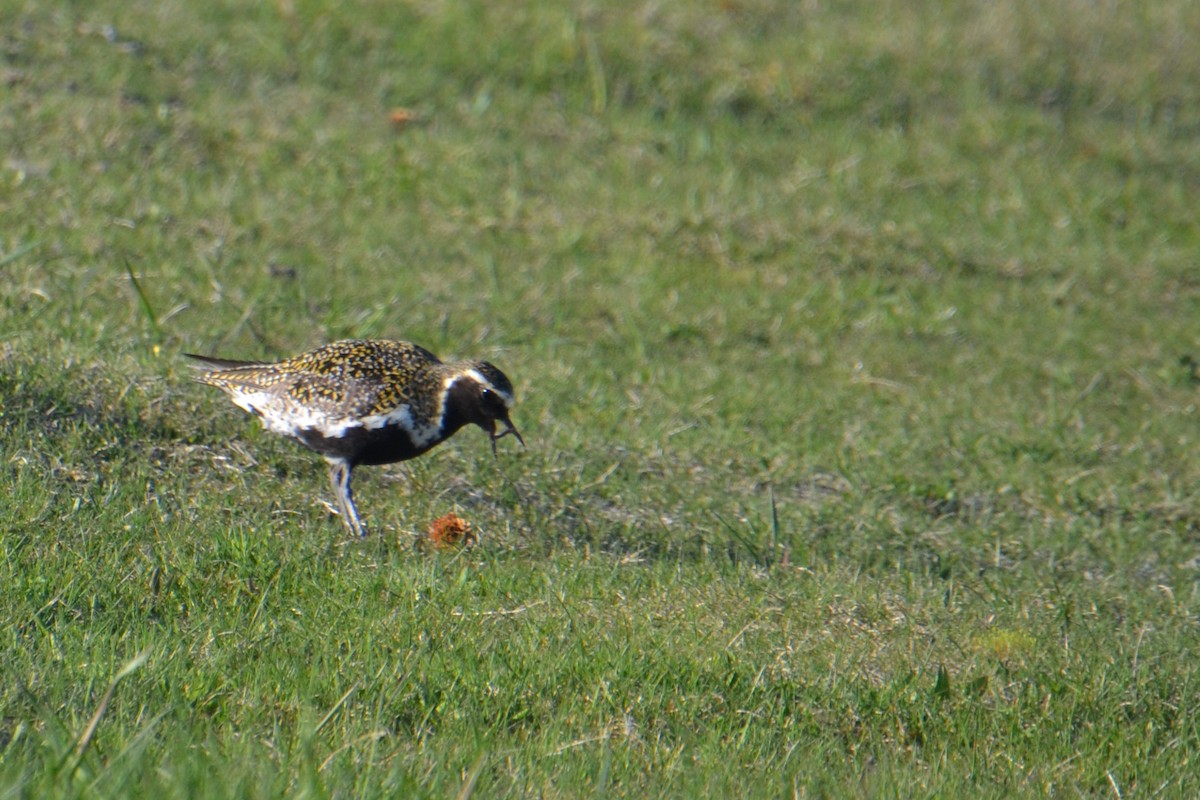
[{"xmin": 490, "ymin": 417, "xmax": 525, "ymax": 458}]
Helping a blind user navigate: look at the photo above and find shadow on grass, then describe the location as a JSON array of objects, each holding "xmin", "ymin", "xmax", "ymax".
[{"xmin": 0, "ymin": 354, "xmax": 189, "ymax": 455}]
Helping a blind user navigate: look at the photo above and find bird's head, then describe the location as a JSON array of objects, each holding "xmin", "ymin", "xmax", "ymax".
[{"xmin": 444, "ymin": 361, "xmax": 524, "ymax": 456}]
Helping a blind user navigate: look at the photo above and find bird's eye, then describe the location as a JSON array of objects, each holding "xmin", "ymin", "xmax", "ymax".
[{"xmin": 479, "ymin": 386, "xmax": 507, "ymax": 413}]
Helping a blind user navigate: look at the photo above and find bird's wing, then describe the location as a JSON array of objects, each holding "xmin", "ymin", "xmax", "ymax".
[{"xmin": 284, "ymin": 371, "xmax": 389, "ymax": 420}]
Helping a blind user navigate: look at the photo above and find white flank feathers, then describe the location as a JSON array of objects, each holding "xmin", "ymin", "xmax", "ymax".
[
  {"xmin": 359, "ymin": 405, "xmax": 441, "ymax": 448},
  {"xmin": 232, "ymin": 390, "xmax": 438, "ymax": 444}
]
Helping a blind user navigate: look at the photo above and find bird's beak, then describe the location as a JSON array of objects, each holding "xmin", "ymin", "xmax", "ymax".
[{"xmin": 489, "ymin": 415, "xmax": 525, "ymax": 458}]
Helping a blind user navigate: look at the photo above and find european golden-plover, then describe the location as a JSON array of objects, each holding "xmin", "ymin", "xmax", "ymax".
[{"xmin": 187, "ymin": 339, "xmax": 523, "ymax": 537}]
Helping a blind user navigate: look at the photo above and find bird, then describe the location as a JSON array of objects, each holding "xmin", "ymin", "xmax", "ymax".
[{"xmin": 185, "ymin": 339, "xmax": 523, "ymax": 537}]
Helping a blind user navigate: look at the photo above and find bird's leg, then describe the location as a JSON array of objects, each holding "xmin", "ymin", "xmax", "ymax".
[{"xmin": 327, "ymin": 459, "xmax": 368, "ymax": 537}]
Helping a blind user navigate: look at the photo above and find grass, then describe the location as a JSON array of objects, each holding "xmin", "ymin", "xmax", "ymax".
[{"xmin": 3, "ymin": 0, "xmax": 1200, "ymax": 796}]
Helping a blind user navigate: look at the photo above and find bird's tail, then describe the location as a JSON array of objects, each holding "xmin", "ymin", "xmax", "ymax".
[
  {"xmin": 183, "ymin": 353, "xmax": 269, "ymax": 371},
  {"xmin": 183, "ymin": 353, "xmax": 283, "ymax": 391}
]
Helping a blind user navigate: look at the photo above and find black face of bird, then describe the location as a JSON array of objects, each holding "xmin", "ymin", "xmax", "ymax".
[
  {"xmin": 445, "ymin": 374, "xmax": 524, "ymax": 457},
  {"xmin": 477, "ymin": 385, "xmax": 524, "ymax": 457}
]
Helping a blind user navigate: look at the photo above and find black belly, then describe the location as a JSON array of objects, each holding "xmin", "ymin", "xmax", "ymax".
[{"xmin": 293, "ymin": 423, "xmax": 442, "ymax": 466}]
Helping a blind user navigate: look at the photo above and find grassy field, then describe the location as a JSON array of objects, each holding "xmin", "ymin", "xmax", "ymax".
[{"xmin": 4, "ymin": 0, "xmax": 1200, "ymax": 796}]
